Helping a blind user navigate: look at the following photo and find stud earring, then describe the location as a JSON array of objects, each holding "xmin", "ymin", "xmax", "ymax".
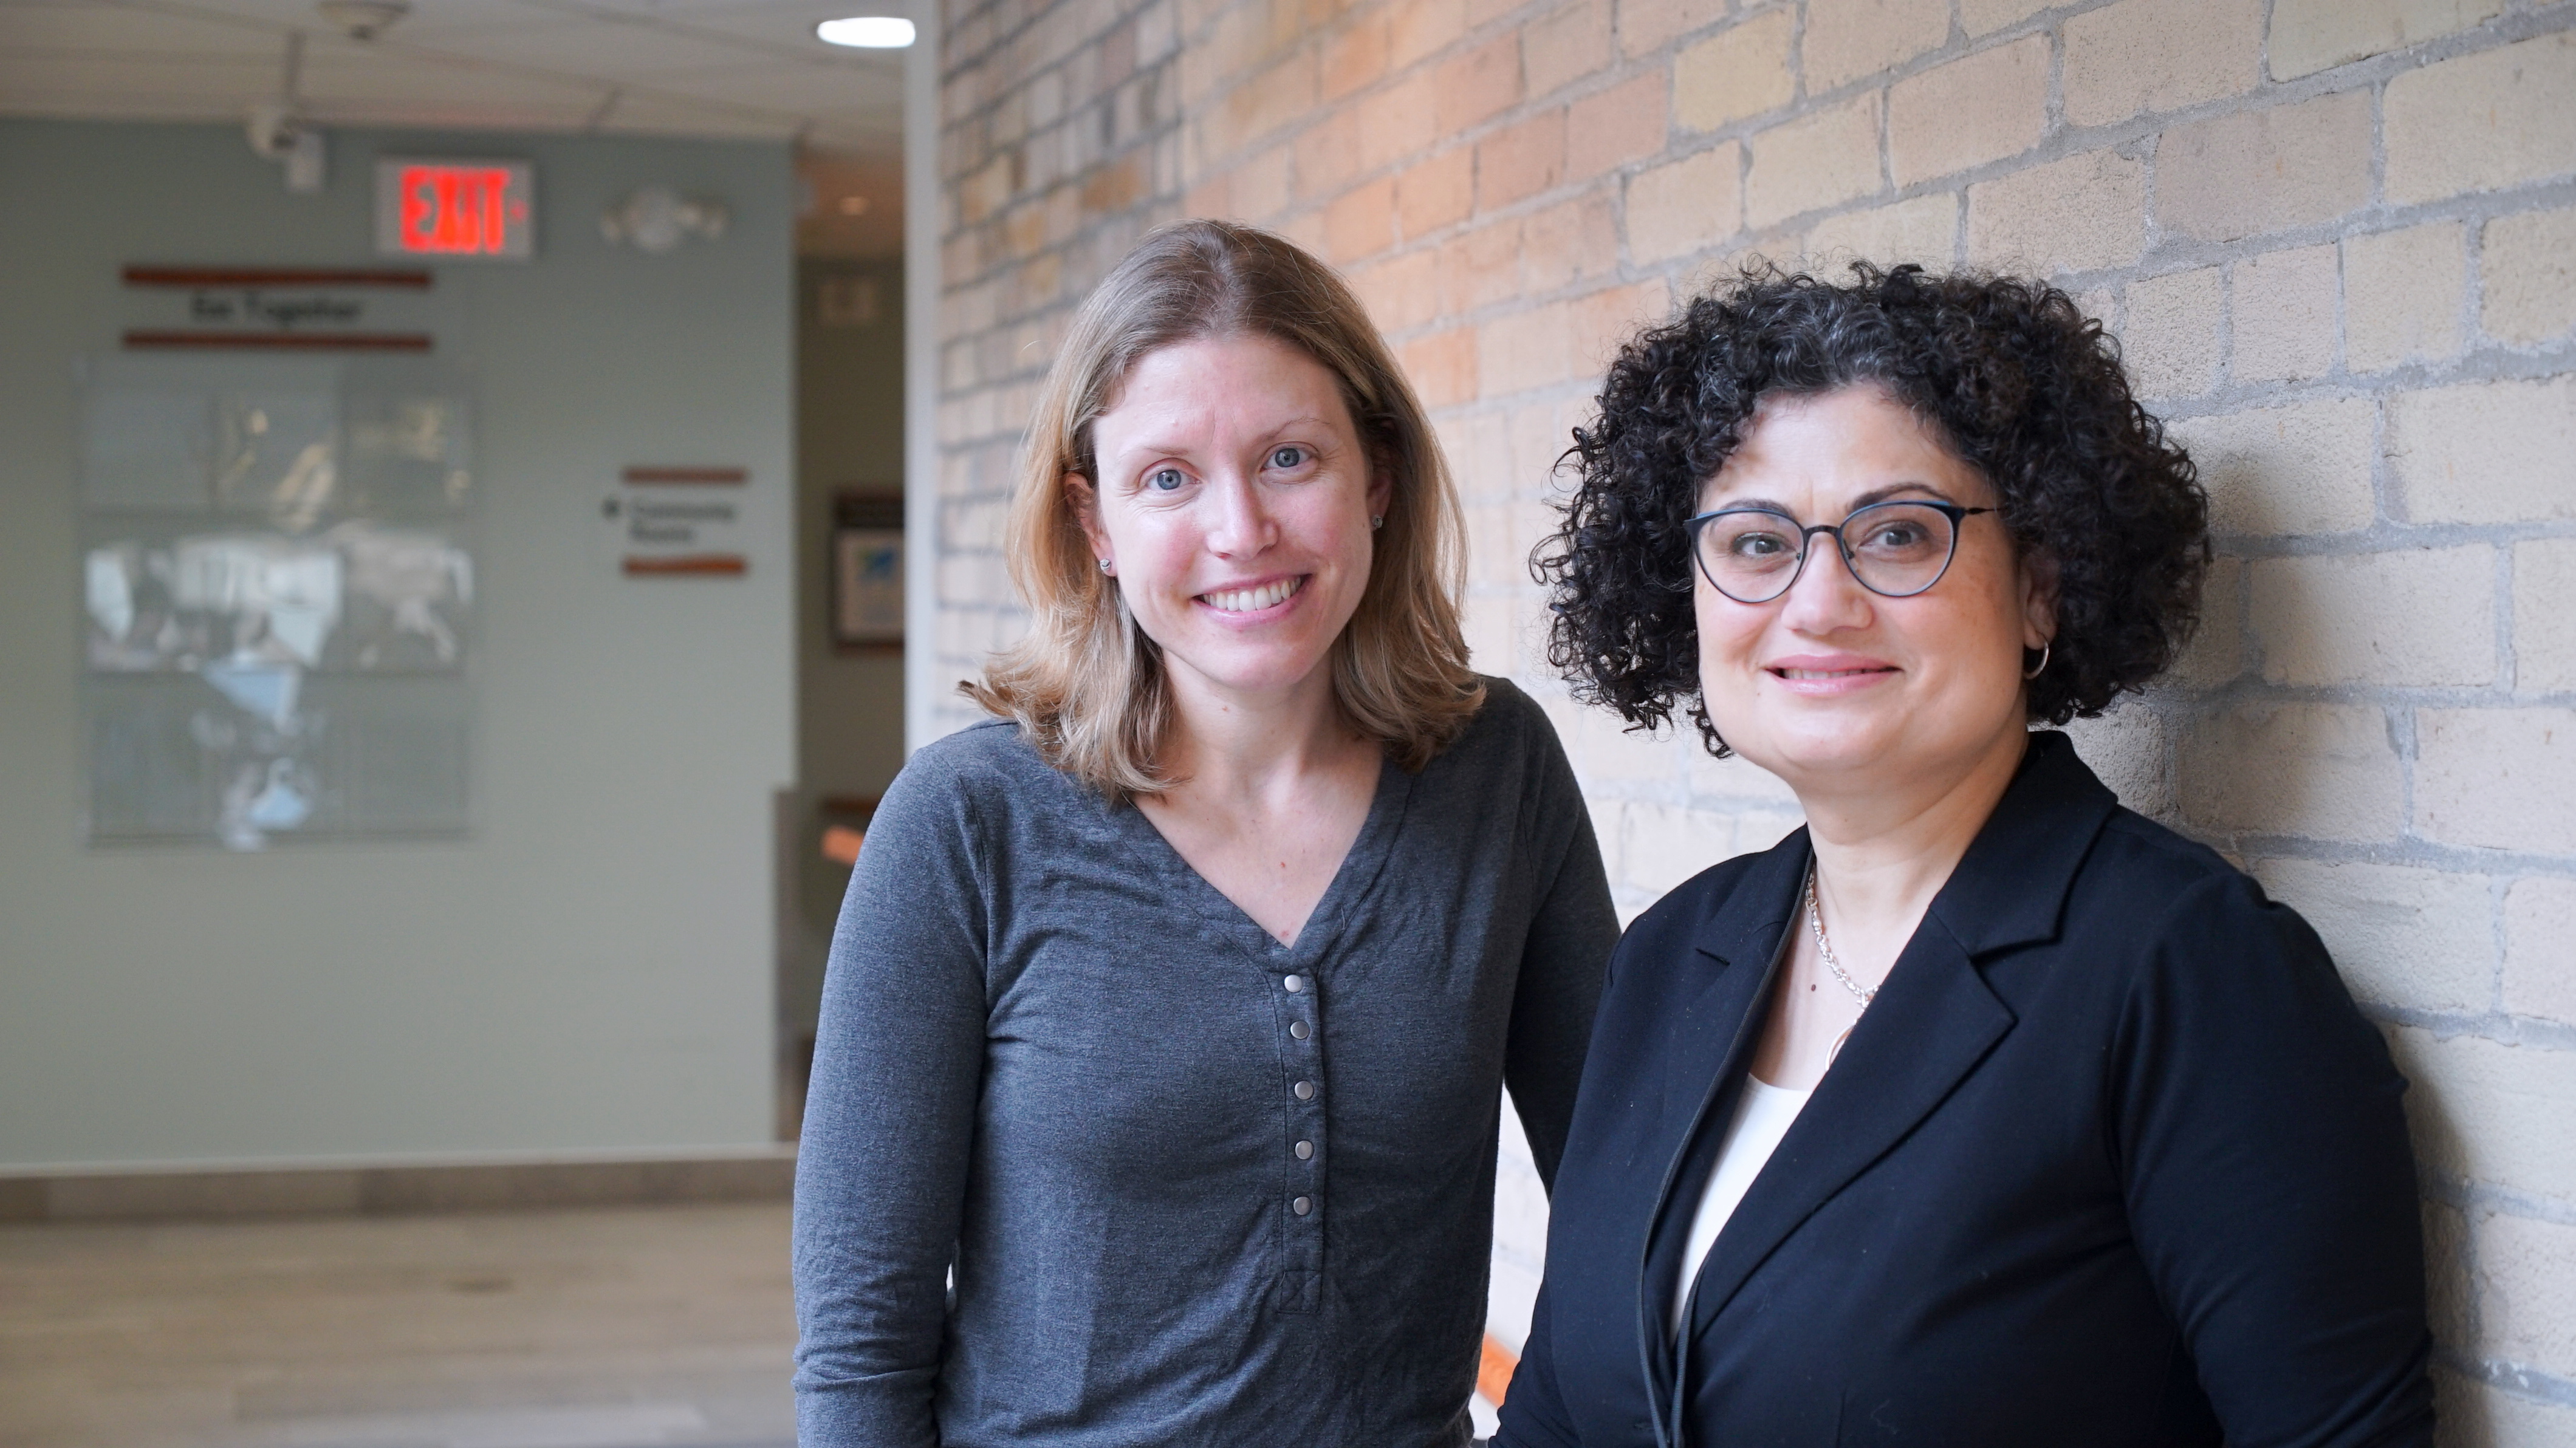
[
  {"xmin": 1098, "ymin": 559, "xmax": 1114, "ymax": 575},
  {"xmin": 1370, "ymin": 514, "xmax": 1384, "ymax": 530}
]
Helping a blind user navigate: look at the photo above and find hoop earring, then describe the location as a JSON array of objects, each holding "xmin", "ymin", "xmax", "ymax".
[{"xmin": 2023, "ymin": 641, "xmax": 2051, "ymax": 680}]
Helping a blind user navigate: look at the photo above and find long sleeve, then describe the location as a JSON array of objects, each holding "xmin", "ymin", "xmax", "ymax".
[
  {"xmin": 2114, "ymin": 871, "xmax": 2435, "ymax": 1447},
  {"xmin": 1492, "ymin": 1276, "xmax": 1586, "ymax": 1448},
  {"xmin": 1503, "ymin": 722, "xmax": 1619, "ymax": 1192},
  {"xmin": 791, "ymin": 752, "xmax": 993, "ymax": 1447},
  {"xmin": 1496, "ymin": 743, "xmax": 1625, "ymax": 1448}
]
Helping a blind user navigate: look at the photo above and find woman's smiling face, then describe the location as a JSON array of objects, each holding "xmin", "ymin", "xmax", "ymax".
[
  {"xmin": 1072, "ymin": 333, "xmax": 1390, "ymax": 706},
  {"xmin": 1694, "ymin": 384, "xmax": 2052, "ymax": 794}
]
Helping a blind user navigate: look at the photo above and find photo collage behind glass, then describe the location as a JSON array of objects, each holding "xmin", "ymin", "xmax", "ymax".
[{"xmin": 78, "ymin": 353, "xmax": 476, "ymax": 849}]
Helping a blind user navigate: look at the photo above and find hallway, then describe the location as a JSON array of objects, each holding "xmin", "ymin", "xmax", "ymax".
[{"xmin": 0, "ymin": 1204, "xmax": 795, "ymax": 1448}]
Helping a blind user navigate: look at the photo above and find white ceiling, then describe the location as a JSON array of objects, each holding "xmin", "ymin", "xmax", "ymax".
[{"xmin": 0, "ymin": 0, "xmax": 907, "ymax": 152}]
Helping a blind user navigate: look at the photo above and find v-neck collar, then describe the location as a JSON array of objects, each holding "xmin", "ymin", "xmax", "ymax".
[{"xmin": 1113, "ymin": 753, "xmax": 1414, "ymax": 971}]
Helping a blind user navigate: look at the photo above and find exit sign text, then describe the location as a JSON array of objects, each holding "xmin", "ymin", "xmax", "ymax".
[{"xmin": 374, "ymin": 159, "xmax": 535, "ymax": 261}]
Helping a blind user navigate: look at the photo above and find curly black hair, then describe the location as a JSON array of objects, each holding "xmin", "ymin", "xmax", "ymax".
[{"xmin": 1534, "ymin": 263, "xmax": 2211, "ymax": 757}]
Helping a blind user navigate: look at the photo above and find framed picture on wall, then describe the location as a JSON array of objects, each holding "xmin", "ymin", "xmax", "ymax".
[{"xmin": 832, "ymin": 492, "xmax": 903, "ymax": 650}]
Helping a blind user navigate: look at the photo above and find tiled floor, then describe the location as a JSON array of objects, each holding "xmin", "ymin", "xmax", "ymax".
[{"xmin": 0, "ymin": 1203, "xmax": 796, "ymax": 1448}]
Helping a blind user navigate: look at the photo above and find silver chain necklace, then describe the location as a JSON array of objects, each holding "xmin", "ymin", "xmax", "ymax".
[{"xmin": 1805, "ymin": 867, "xmax": 1877, "ymax": 1009}]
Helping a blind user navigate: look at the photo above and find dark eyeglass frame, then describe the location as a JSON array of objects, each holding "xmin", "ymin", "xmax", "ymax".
[{"xmin": 1684, "ymin": 499, "xmax": 1997, "ymax": 604}]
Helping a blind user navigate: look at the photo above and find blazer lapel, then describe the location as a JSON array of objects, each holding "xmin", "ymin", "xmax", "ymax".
[
  {"xmin": 1631, "ymin": 834, "xmax": 1810, "ymax": 1433},
  {"xmin": 1680, "ymin": 911, "xmax": 2014, "ymax": 1341},
  {"xmin": 1678, "ymin": 732, "xmax": 2121, "ymax": 1344}
]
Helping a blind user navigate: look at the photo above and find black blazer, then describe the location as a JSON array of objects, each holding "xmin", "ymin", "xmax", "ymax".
[{"xmin": 1496, "ymin": 733, "xmax": 2432, "ymax": 1448}]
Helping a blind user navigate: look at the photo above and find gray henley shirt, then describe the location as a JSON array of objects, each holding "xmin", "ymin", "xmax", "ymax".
[{"xmin": 790, "ymin": 678, "xmax": 1617, "ymax": 1447}]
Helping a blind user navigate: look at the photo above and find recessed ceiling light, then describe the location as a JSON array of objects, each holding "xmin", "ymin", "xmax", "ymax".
[{"xmin": 815, "ymin": 16, "xmax": 914, "ymax": 47}]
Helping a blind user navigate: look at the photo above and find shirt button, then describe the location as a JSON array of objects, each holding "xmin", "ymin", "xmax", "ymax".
[
  {"xmin": 1289, "ymin": 1020, "xmax": 1310, "ymax": 1040},
  {"xmin": 1283, "ymin": 974, "xmax": 1304, "ymax": 993},
  {"xmin": 1293, "ymin": 1079, "xmax": 1315, "ymax": 1101},
  {"xmin": 1294, "ymin": 1139, "xmax": 1313, "ymax": 1159},
  {"xmin": 1292, "ymin": 1195, "xmax": 1312, "ymax": 1216}
]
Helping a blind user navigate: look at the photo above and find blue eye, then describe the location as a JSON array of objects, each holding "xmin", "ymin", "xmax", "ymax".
[
  {"xmin": 1270, "ymin": 446, "xmax": 1306, "ymax": 470},
  {"xmin": 1147, "ymin": 467, "xmax": 1185, "ymax": 491}
]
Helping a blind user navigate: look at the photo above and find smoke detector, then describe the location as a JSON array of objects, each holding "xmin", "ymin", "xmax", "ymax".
[{"xmin": 317, "ymin": 0, "xmax": 409, "ymax": 41}]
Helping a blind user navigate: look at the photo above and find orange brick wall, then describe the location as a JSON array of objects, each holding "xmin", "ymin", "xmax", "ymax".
[{"xmin": 927, "ymin": 0, "xmax": 2576, "ymax": 1436}]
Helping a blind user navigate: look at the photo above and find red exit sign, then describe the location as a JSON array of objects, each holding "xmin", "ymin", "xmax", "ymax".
[{"xmin": 374, "ymin": 159, "xmax": 535, "ymax": 260}]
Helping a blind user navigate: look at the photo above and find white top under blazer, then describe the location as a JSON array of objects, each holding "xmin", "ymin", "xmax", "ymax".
[{"xmin": 1671, "ymin": 1074, "xmax": 1814, "ymax": 1335}]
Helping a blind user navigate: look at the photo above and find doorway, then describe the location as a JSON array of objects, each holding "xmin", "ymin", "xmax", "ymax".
[{"xmin": 779, "ymin": 147, "xmax": 908, "ymax": 1139}]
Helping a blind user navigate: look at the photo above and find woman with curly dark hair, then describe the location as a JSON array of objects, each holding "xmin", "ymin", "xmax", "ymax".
[{"xmin": 1494, "ymin": 265, "xmax": 2433, "ymax": 1448}]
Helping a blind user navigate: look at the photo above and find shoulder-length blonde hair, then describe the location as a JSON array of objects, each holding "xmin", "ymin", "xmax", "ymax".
[{"xmin": 964, "ymin": 219, "xmax": 1483, "ymax": 799}]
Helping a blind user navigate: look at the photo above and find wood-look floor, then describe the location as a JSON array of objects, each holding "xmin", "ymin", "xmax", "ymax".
[{"xmin": 0, "ymin": 1203, "xmax": 796, "ymax": 1448}]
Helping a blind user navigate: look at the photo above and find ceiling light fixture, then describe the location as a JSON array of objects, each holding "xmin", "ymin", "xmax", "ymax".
[
  {"xmin": 815, "ymin": 16, "xmax": 915, "ymax": 47},
  {"xmin": 601, "ymin": 185, "xmax": 730, "ymax": 254}
]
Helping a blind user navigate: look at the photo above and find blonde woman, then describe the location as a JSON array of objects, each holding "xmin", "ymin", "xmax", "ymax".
[{"xmin": 791, "ymin": 221, "xmax": 1619, "ymax": 1447}]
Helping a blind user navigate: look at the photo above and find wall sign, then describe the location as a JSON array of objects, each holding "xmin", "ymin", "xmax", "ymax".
[
  {"xmin": 120, "ymin": 266, "xmax": 437, "ymax": 352},
  {"xmin": 375, "ymin": 159, "xmax": 535, "ymax": 260},
  {"xmin": 606, "ymin": 466, "xmax": 748, "ymax": 576}
]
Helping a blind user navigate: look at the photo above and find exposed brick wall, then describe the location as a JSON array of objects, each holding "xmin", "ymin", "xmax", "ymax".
[{"xmin": 929, "ymin": 0, "xmax": 2576, "ymax": 1433}]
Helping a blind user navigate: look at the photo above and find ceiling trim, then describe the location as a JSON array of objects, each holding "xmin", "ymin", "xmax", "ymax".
[{"xmin": 0, "ymin": 0, "xmax": 903, "ymax": 152}]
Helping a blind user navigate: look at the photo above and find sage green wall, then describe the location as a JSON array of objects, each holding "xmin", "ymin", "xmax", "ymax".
[{"xmin": 0, "ymin": 119, "xmax": 795, "ymax": 1168}]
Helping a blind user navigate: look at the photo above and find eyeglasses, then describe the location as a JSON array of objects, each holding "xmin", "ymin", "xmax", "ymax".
[{"xmin": 1685, "ymin": 499, "xmax": 1995, "ymax": 604}]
